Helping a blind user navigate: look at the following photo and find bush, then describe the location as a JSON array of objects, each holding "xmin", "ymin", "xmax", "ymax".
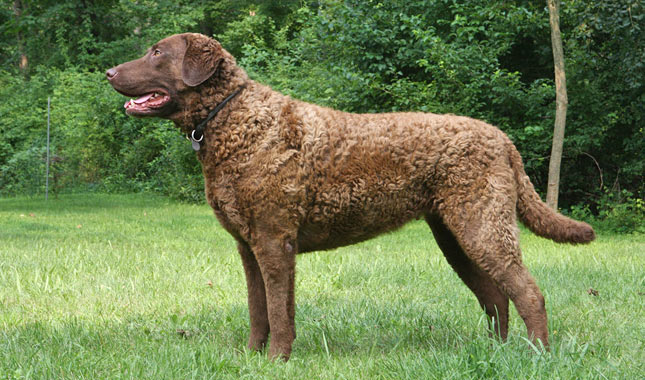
[
  {"xmin": 0, "ymin": 146, "xmax": 47, "ymax": 196},
  {"xmin": 0, "ymin": 68, "xmax": 204, "ymax": 202},
  {"xmin": 570, "ymin": 190, "xmax": 645, "ymax": 234},
  {"xmin": 1, "ymin": 0, "xmax": 642, "ymax": 219},
  {"xmin": 138, "ymin": 124, "xmax": 204, "ymax": 203}
]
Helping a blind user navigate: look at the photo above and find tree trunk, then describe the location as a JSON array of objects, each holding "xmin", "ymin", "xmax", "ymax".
[
  {"xmin": 13, "ymin": 0, "xmax": 28, "ymax": 73},
  {"xmin": 546, "ymin": 0, "xmax": 568, "ymax": 210}
]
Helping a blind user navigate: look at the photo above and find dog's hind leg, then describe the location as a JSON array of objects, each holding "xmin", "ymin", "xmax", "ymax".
[
  {"xmin": 426, "ymin": 214, "xmax": 509, "ymax": 340},
  {"xmin": 237, "ymin": 241, "xmax": 270, "ymax": 351},
  {"xmin": 438, "ymin": 182, "xmax": 549, "ymax": 347}
]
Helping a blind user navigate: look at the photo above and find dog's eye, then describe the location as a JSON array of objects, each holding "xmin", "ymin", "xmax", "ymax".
[{"xmin": 152, "ymin": 49, "xmax": 162, "ymax": 57}]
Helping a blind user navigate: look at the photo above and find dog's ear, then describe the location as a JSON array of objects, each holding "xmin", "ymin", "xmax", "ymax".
[{"xmin": 181, "ymin": 34, "xmax": 223, "ymax": 87}]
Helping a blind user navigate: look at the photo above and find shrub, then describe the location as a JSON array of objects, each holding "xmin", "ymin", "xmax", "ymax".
[
  {"xmin": 0, "ymin": 146, "xmax": 47, "ymax": 197},
  {"xmin": 570, "ymin": 190, "xmax": 645, "ymax": 234}
]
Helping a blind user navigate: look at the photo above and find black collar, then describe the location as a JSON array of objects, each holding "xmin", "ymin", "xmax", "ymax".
[{"xmin": 188, "ymin": 84, "xmax": 246, "ymax": 151}]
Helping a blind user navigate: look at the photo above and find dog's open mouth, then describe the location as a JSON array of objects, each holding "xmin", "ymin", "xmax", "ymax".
[{"xmin": 124, "ymin": 91, "xmax": 171, "ymax": 115}]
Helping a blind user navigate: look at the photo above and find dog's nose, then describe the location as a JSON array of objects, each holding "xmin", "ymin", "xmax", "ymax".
[{"xmin": 106, "ymin": 68, "xmax": 118, "ymax": 81}]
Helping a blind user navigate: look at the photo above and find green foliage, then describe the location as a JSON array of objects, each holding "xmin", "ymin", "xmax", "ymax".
[
  {"xmin": 559, "ymin": 0, "xmax": 645, "ymax": 208},
  {"xmin": 570, "ymin": 190, "xmax": 645, "ymax": 234},
  {"xmin": 0, "ymin": 66, "xmax": 203, "ymax": 201},
  {"xmin": 0, "ymin": 146, "xmax": 47, "ymax": 196},
  {"xmin": 0, "ymin": 0, "xmax": 642, "ymax": 222},
  {"xmin": 142, "ymin": 125, "xmax": 205, "ymax": 203}
]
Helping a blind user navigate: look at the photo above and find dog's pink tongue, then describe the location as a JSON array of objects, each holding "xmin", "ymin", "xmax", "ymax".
[{"xmin": 134, "ymin": 93, "xmax": 153, "ymax": 104}]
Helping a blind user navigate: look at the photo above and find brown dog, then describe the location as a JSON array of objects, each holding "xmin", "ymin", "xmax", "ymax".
[{"xmin": 107, "ymin": 33, "xmax": 595, "ymax": 360}]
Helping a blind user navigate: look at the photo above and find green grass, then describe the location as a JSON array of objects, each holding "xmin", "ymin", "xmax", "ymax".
[{"xmin": 1, "ymin": 194, "xmax": 643, "ymax": 379}]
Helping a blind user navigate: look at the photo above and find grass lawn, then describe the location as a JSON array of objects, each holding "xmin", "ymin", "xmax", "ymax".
[{"xmin": 1, "ymin": 193, "xmax": 643, "ymax": 379}]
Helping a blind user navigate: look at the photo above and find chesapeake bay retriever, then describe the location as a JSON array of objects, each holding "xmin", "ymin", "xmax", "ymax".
[{"xmin": 106, "ymin": 33, "xmax": 595, "ymax": 360}]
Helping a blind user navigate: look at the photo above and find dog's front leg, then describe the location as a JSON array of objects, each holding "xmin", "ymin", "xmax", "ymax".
[
  {"xmin": 237, "ymin": 241, "xmax": 270, "ymax": 351},
  {"xmin": 252, "ymin": 234, "xmax": 297, "ymax": 361}
]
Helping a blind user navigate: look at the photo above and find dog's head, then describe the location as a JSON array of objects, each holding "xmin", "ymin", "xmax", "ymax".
[{"xmin": 106, "ymin": 33, "xmax": 228, "ymax": 118}]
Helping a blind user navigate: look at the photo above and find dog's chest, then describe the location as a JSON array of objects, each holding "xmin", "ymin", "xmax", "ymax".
[
  {"xmin": 198, "ymin": 160, "xmax": 251, "ymax": 241},
  {"xmin": 201, "ymin": 151, "xmax": 305, "ymax": 242}
]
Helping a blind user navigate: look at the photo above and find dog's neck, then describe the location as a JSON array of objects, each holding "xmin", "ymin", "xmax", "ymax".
[
  {"xmin": 170, "ymin": 61, "xmax": 250, "ymax": 133},
  {"xmin": 170, "ymin": 61, "xmax": 275, "ymax": 169}
]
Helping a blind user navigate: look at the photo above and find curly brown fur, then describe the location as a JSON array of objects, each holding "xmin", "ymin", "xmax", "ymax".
[{"xmin": 107, "ymin": 33, "xmax": 595, "ymax": 360}]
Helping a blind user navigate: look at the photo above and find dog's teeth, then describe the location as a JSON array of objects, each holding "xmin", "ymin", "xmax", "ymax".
[{"xmin": 129, "ymin": 99, "xmax": 135, "ymax": 107}]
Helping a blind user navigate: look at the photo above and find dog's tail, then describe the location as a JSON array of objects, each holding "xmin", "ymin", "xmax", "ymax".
[{"xmin": 509, "ymin": 144, "xmax": 595, "ymax": 244}]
